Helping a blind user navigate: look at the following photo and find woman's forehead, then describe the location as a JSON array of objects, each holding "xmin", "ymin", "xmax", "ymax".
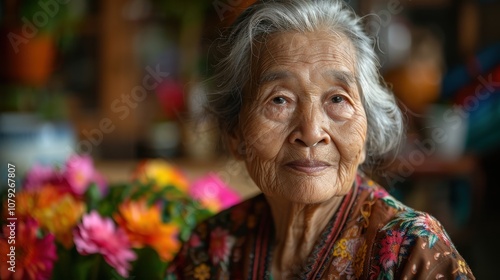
[{"xmin": 253, "ymin": 30, "xmax": 358, "ymax": 74}]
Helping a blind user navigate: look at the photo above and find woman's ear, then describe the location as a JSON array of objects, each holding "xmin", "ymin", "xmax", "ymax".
[
  {"xmin": 227, "ymin": 131, "xmax": 245, "ymax": 160},
  {"xmin": 359, "ymin": 145, "xmax": 366, "ymax": 164}
]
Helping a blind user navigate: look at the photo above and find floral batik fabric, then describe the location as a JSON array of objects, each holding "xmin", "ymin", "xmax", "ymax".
[{"xmin": 165, "ymin": 173, "xmax": 475, "ymax": 279}]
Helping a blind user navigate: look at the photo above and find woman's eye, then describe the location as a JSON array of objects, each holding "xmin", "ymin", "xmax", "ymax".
[
  {"xmin": 272, "ymin": 96, "xmax": 287, "ymax": 105},
  {"xmin": 331, "ymin": 95, "xmax": 344, "ymax": 103}
]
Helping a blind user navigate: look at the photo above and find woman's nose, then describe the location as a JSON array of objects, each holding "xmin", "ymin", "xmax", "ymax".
[{"xmin": 288, "ymin": 104, "xmax": 331, "ymax": 147}]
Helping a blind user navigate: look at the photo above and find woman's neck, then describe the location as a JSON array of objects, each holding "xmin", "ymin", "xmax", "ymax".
[{"xmin": 266, "ymin": 195, "xmax": 345, "ymax": 278}]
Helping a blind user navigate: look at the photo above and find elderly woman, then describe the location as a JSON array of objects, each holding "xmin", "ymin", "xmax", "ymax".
[{"xmin": 167, "ymin": 0, "xmax": 474, "ymax": 279}]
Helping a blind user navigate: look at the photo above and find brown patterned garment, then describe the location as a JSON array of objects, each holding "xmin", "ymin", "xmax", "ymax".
[{"xmin": 165, "ymin": 173, "xmax": 475, "ymax": 279}]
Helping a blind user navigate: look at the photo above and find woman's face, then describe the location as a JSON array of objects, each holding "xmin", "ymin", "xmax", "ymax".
[{"xmin": 231, "ymin": 30, "xmax": 367, "ymax": 204}]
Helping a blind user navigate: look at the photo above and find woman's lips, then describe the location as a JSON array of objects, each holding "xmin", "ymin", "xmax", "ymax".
[{"xmin": 285, "ymin": 160, "xmax": 331, "ymax": 174}]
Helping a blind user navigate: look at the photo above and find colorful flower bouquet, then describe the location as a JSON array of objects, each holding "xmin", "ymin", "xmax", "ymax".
[{"xmin": 0, "ymin": 156, "xmax": 241, "ymax": 280}]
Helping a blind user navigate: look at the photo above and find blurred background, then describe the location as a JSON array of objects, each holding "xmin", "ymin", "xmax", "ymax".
[{"xmin": 1, "ymin": 0, "xmax": 499, "ymax": 278}]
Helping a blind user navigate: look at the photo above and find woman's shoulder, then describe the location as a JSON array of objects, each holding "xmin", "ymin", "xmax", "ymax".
[
  {"xmin": 356, "ymin": 174, "xmax": 453, "ymax": 242},
  {"xmin": 197, "ymin": 193, "xmax": 268, "ymax": 230},
  {"xmin": 366, "ymin": 209, "xmax": 475, "ymax": 279},
  {"xmin": 183, "ymin": 193, "xmax": 269, "ymax": 251},
  {"xmin": 357, "ymin": 175, "xmax": 458, "ymax": 258},
  {"xmin": 165, "ymin": 194, "xmax": 269, "ymax": 278},
  {"xmin": 355, "ymin": 174, "xmax": 475, "ymax": 279}
]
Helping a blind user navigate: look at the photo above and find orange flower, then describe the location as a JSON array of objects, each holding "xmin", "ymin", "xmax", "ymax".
[
  {"xmin": 17, "ymin": 185, "xmax": 61, "ymax": 217},
  {"xmin": 115, "ymin": 200, "xmax": 180, "ymax": 262},
  {"xmin": 133, "ymin": 160, "xmax": 189, "ymax": 192},
  {"xmin": 17, "ymin": 185, "xmax": 86, "ymax": 248}
]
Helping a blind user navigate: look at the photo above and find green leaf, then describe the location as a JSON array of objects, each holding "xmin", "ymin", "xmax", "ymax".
[
  {"xmin": 130, "ymin": 247, "xmax": 167, "ymax": 280},
  {"xmin": 85, "ymin": 183, "xmax": 102, "ymax": 211}
]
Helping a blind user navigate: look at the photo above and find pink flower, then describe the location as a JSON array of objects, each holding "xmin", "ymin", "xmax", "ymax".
[
  {"xmin": 208, "ymin": 227, "xmax": 234, "ymax": 265},
  {"xmin": 22, "ymin": 155, "xmax": 107, "ymax": 196},
  {"xmin": 90, "ymin": 170, "xmax": 108, "ymax": 196},
  {"xmin": 64, "ymin": 155, "xmax": 107, "ymax": 196},
  {"xmin": 73, "ymin": 211, "xmax": 136, "ymax": 277},
  {"xmin": 190, "ymin": 173, "xmax": 241, "ymax": 212},
  {"xmin": 23, "ymin": 164, "xmax": 59, "ymax": 191},
  {"xmin": 379, "ymin": 230, "xmax": 405, "ymax": 270},
  {"xmin": 373, "ymin": 189, "xmax": 388, "ymax": 199}
]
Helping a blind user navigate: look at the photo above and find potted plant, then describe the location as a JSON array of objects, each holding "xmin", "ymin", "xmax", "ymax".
[{"xmin": 0, "ymin": 0, "xmax": 83, "ymax": 86}]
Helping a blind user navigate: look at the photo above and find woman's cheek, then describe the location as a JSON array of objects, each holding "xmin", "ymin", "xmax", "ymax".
[
  {"xmin": 244, "ymin": 120, "xmax": 286, "ymax": 161},
  {"xmin": 242, "ymin": 104, "xmax": 289, "ymax": 157},
  {"xmin": 263, "ymin": 103, "xmax": 294, "ymax": 123},
  {"xmin": 336, "ymin": 115, "xmax": 367, "ymax": 163},
  {"xmin": 247, "ymin": 155, "xmax": 275, "ymax": 179},
  {"xmin": 325, "ymin": 102, "xmax": 355, "ymax": 121},
  {"xmin": 243, "ymin": 141, "xmax": 281, "ymax": 195}
]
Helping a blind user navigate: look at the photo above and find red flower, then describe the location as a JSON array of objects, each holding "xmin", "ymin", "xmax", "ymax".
[
  {"xmin": 188, "ymin": 233, "xmax": 202, "ymax": 248},
  {"xmin": 156, "ymin": 79, "xmax": 185, "ymax": 119},
  {"xmin": 0, "ymin": 218, "xmax": 57, "ymax": 280},
  {"xmin": 208, "ymin": 227, "xmax": 234, "ymax": 265},
  {"xmin": 379, "ymin": 230, "xmax": 404, "ymax": 270}
]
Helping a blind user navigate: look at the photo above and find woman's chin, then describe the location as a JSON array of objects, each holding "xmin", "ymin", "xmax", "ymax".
[
  {"xmin": 283, "ymin": 195, "xmax": 332, "ymax": 204},
  {"xmin": 267, "ymin": 183, "xmax": 345, "ymax": 205}
]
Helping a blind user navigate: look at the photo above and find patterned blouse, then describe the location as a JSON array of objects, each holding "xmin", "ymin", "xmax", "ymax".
[{"xmin": 166, "ymin": 173, "xmax": 475, "ymax": 279}]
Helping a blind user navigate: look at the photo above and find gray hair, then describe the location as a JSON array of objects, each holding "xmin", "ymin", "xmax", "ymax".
[{"xmin": 206, "ymin": 0, "xmax": 404, "ymax": 167}]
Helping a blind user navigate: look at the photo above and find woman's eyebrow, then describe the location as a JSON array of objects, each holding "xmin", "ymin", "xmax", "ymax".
[
  {"xmin": 324, "ymin": 69, "xmax": 356, "ymax": 86},
  {"xmin": 258, "ymin": 71, "xmax": 291, "ymax": 86},
  {"xmin": 258, "ymin": 69, "xmax": 356, "ymax": 87}
]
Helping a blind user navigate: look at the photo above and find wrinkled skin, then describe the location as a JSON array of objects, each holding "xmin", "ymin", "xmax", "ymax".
[{"xmin": 229, "ymin": 30, "xmax": 368, "ymax": 278}]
